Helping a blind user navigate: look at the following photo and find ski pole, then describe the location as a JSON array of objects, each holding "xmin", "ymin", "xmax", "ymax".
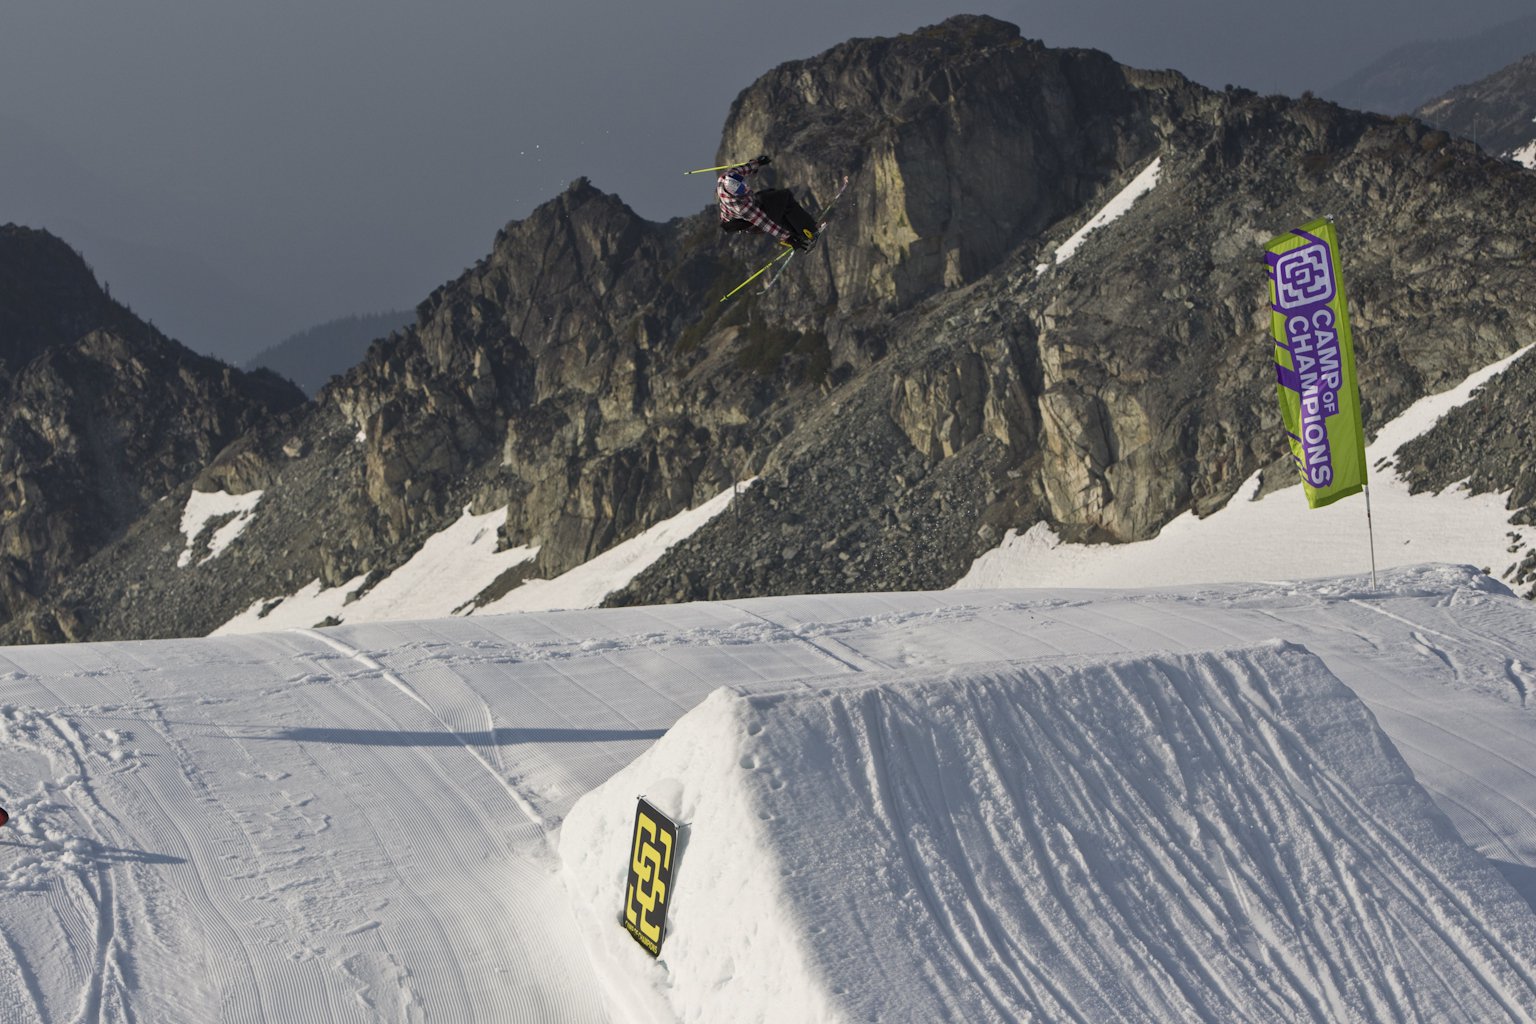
[
  {"xmin": 683, "ymin": 163, "xmax": 740, "ymax": 175},
  {"xmin": 719, "ymin": 249, "xmax": 793, "ymax": 303}
]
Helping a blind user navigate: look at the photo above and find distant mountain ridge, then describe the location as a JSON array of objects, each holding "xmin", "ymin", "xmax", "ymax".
[
  {"xmin": 1324, "ymin": 14, "xmax": 1536, "ymax": 114},
  {"xmin": 7, "ymin": 15, "xmax": 1536, "ymax": 643},
  {"xmin": 246, "ymin": 310, "xmax": 414, "ymax": 396},
  {"xmin": 1416, "ymin": 52, "xmax": 1536, "ymax": 167}
]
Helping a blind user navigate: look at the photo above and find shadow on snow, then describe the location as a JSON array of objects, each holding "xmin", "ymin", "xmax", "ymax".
[
  {"xmin": 257, "ymin": 726, "xmax": 668, "ymax": 746},
  {"xmin": 1492, "ymin": 859, "xmax": 1536, "ymax": 914},
  {"xmin": 0, "ymin": 837, "xmax": 186, "ymax": 866}
]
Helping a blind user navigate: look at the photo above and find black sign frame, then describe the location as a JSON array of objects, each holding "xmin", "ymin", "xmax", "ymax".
[{"xmin": 622, "ymin": 796, "xmax": 678, "ymax": 957}]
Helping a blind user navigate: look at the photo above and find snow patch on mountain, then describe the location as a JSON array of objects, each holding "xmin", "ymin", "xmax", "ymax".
[
  {"xmin": 214, "ymin": 505, "xmax": 535, "ymax": 633},
  {"xmin": 212, "ymin": 482, "xmax": 751, "ymax": 633},
  {"xmin": 1038, "ymin": 157, "xmax": 1163, "ymax": 274},
  {"xmin": 959, "ymin": 344, "xmax": 1536, "ymax": 590},
  {"xmin": 177, "ymin": 488, "xmax": 263, "ymax": 567},
  {"xmin": 478, "ymin": 480, "xmax": 755, "ymax": 614}
]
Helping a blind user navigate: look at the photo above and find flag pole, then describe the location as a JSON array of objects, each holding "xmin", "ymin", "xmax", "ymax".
[
  {"xmin": 1364, "ymin": 483, "xmax": 1379, "ymax": 592},
  {"xmin": 1339, "ymin": 211, "xmax": 1388, "ymax": 592}
]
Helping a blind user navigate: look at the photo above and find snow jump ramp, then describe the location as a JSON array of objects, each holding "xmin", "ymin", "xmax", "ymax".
[{"xmin": 563, "ymin": 641, "xmax": 1536, "ymax": 1023}]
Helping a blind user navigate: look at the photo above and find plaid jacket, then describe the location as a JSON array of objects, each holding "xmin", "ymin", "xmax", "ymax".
[{"xmin": 717, "ymin": 163, "xmax": 792, "ymax": 243}]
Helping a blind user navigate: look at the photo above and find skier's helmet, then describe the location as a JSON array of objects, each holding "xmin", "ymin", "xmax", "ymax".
[{"xmin": 722, "ymin": 173, "xmax": 748, "ymax": 198}]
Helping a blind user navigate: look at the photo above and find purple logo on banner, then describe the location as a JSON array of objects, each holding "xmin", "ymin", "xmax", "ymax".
[
  {"xmin": 1272, "ymin": 237, "xmax": 1344, "ymax": 489},
  {"xmin": 1274, "ymin": 242, "xmax": 1336, "ymax": 310}
]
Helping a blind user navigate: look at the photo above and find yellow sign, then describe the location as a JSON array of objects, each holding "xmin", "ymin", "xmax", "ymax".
[{"xmin": 623, "ymin": 797, "xmax": 678, "ymax": 957}]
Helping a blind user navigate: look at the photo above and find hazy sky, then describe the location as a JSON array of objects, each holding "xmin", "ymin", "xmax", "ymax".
[{"xmin": 2, "ymin": 0, "xmax": 1531, "ymax": 363}]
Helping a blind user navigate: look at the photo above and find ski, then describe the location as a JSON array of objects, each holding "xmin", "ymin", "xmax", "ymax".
[
  {"xmin": 762, "ymin": 175, "xmax": 851, "ymax": 294},
  {"xmin": 813, "ymin": 174, "xmax": 853, "ymax": 230},
  {"xmin": 718, "ymin": 247, "xmax": 795, "ymax": 304},
  {"xmin": 762, "ymin": 249, "xmax": 798, "ymax": 292}
]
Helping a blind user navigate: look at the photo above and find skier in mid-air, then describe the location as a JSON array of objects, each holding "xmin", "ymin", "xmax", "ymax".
[{"xmin": 718, "ymin": 156, "xmax": 819, "ymax": 251}]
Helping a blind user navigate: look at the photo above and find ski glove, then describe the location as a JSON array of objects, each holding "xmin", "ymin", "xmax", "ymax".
[{"xmin": 755, "ymin": 154, "xmax": 771, "ymax": 166}]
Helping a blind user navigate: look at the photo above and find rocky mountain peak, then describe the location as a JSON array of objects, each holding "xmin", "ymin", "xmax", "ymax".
[
  {"xmin": 9, "ymin": 19, "xmax": 1536, "ymax": 642},
  {"xmin": 717, "ymin": 15, "xmax": 1185, "ymax": 310},
  {"xmin": 0, "ymin": 225, "xmax": 306, "ymax": 639},
  {"xmin": 0, "ymin": 224, "xmax": 132, "ymax": 380}
]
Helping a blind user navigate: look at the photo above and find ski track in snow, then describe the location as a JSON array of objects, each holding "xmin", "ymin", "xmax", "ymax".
[{"xmin": 1, "ymin": 565, "xmax": 1535, "ymax": 1020}]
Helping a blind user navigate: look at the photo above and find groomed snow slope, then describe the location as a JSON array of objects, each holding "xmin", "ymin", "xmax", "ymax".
[
  {"xmin": 1, "ymin": 564, "xmax": 1535, "ymax": 1021},
  {"xmin": 564, "ymin": 644, "xmax": 1536, "ymax": 1023}
]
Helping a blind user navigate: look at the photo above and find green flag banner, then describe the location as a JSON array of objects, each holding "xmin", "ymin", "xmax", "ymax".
[{"xmin": 1265, "ymin": 218, "xmax": 1367, "ymax": 509}]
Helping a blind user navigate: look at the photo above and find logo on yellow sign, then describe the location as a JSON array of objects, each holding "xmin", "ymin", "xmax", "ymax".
[{"xmin": 623, "ymin": 797, "xmax": 677, "ymax": 956}]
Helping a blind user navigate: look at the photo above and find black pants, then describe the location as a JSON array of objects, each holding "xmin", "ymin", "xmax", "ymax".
[
  {"xmin": 722, "ymin": 190, "xmax": 816, "ymax": 238},
  {"xmin": 755, "ymin": 189, "xmax": 817, "ymax": 238}
]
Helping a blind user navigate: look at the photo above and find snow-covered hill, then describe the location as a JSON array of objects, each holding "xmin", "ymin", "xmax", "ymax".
[
  {"xmin": 2, "ymin": 564, "xmax": 1536, "ymax": 1021},
  {"xmin": 565, "ymin": 640, "xmax": 1536, "ymax": 1022}
]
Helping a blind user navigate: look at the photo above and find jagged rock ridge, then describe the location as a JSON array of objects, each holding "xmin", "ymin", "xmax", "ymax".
[
  {"xmin": 0, "ymin": 225, "xmax": 306, "ymax": 638},
  {"xmin": 8, "ymin": 15, "xmax": 1536, "ymax": 641}
]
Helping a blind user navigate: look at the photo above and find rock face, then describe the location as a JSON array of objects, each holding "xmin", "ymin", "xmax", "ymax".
[
  {"xmin": 1392, "ymin": 347, "xmax": 1536, "ymax": 597},
  {"xmin": 10, "ymin": 15, "xmax": 1536, "ymax": 642},
  {"xmin": 0, "ymin": 225, "xmax": 305, "ymax": 640},
  {"xmin": 716, "ymin": 21, "xmax": 1165, "ymax": 310},
  {"xmin": 1416, "ymin": 51, "xmax": 1536, "ymax": 166}
]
